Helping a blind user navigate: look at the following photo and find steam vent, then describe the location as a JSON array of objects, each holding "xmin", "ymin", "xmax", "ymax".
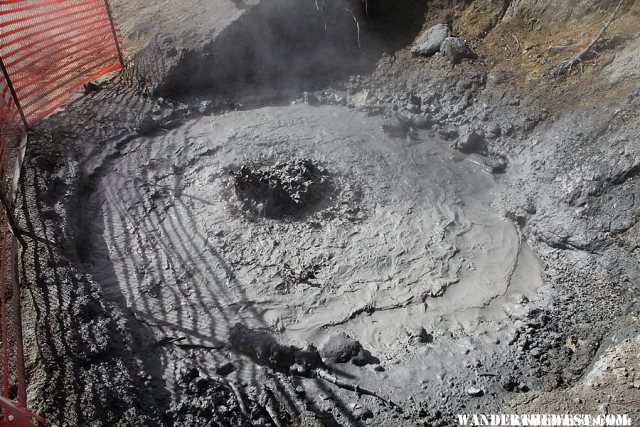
[{"xmin": 0, "ymin": 0, "xmax": 638, "ymax": 426}]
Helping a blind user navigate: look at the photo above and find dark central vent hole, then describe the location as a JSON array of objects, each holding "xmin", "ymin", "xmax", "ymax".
[{"xmin": 231, "ymin": 158, "xmax": 331, "ymax": 218}]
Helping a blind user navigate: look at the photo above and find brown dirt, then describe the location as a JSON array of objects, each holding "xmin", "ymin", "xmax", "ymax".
[{"xmin": 424, "ymin": 0, "xmax": 640, "ymax": 111}]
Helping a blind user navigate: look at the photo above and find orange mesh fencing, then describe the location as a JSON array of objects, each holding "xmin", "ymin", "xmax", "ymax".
[{"xmin": 0, "ymin": 0, "xmax": 123, "ymax": 127}]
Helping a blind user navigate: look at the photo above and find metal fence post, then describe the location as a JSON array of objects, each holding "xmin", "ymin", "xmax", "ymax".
[
  {"xmin": 103, "ymin": 0, "xmax": 125, "ymax": 67},
  {"xmin": 0, "ymin": 57, "xmax": 28, "ymax": 130}
]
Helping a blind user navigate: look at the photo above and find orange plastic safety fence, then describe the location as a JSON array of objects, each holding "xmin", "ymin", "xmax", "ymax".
[{"xmin": 0, "ymin": 0, "xmax": 123, "ymax": 127}]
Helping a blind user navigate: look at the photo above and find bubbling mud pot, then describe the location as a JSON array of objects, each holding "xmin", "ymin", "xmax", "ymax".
[
  {"xmin": 84, "ymin": 102, "xmax": 545, "ymax": 421},
  {"xmin": 230, "ymin": 158, "xmax": 332, "ymax": 219}
]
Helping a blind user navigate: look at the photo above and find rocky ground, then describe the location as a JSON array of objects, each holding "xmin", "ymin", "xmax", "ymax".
[{"xmin": 13, "ymin": 0, "xmax": 640, "ymax": 426}]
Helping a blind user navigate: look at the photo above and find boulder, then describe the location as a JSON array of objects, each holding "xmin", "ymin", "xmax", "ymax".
[
  {"xmin": 319, "ymin": 332, "xmax": 364, "ymax": 364},
  {"xmin": 456, "ymin": 129, "xmax": 487, "ymax": 155},
  {"xmin": 411, "ymin": 24, "xmax": 450, "ymax": 56},
  {"xmin": 484, "ymin": 122, "xmax": 502, "ymax": 140},
  {"xmin": 483, "ymin": 155, "xmax": 508, "ymax": 174},
  {"xmin": 412, "ymin": 327, "xmax": 434, "ymax": 344},
  {"xmin": 440, "ymin": 37, "xmax": 477, "ymax": 64}
]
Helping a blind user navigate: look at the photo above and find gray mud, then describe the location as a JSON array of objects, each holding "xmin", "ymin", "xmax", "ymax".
[
  {"xmin": 70, "ymin": 102, "xmax": 550, "ymax": 425},
  {"xmin": 90, "ymin": 103, "xmax": 539, "ymax": 345}
]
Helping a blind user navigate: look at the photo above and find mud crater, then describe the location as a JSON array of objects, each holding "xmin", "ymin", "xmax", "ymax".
[
  {"xmin": 230, "ymin": 158, "xmax": 332, "ymax": 219},
  {"xmin": 224, "ymin": 155, "xmax": 368, "ymax": 225}
]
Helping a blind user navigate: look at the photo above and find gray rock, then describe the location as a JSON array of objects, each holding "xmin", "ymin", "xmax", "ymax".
[
  {"xmin": 411, "ymin": 24, "xmax": 451, "ymax": 56},
  {"xmin": 396, "ymin": 111, "xmax": 434, "ymax": 129},
  {"xmin": 440, "ymin": 37, "xmax": 476, "ymax": 64},
  {"xmin": 456, "ymin": 129, "xmax": 488, "ymax": 155},
  {"xmin": 467, "ymin": 386, "xmax": 484, "ymax": 397},
  {"xmin": 319, "ymin": 332, "xmax": 363, "ymax": 363},
  {"xmin": 406, "ymin": 327, "xmax": 434, "ymax": 344},
  {"xmin": 198, "ymin": 100, "xmax": 213, "ymax": 114},
  {"xmin": 484, "ymin": 122, "xmax": 502, "ymax": 140},
  {"xmin": 483, "ymin": 155, "xmax": 507, "ymax": 174},
  {"xmin": 215, "ymin": 362, "xmax": 236, "ymax": 377},
  {"xmin": 599, "ymin": 404, "xmax": 608, "ymax": 416}
]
